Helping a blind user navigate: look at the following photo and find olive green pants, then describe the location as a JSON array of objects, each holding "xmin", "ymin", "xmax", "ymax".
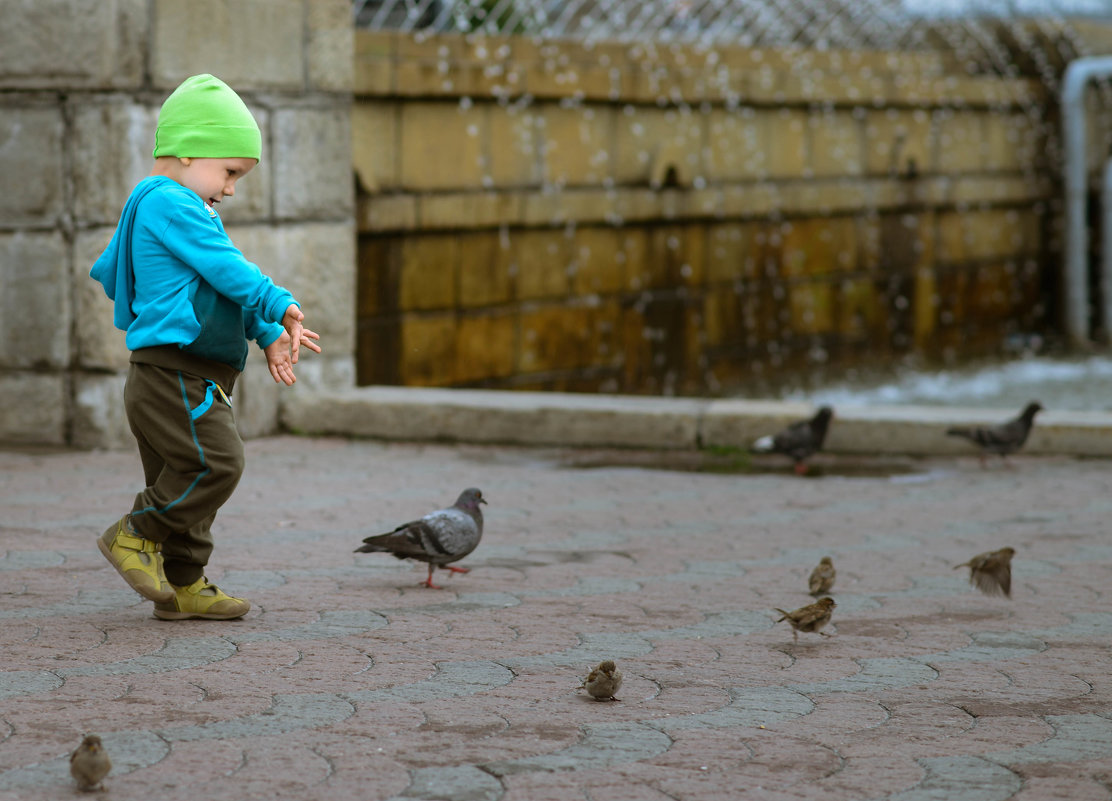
[{"xmin": 123, "ymin": 361, "xmax": 244, "ymax": 586}]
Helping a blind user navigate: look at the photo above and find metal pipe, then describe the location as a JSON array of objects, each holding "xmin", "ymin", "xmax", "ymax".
[
  {"xmin": 1061, "ymin": 56, "xmax": 1112, "ymax": 345},
  {"xmin": 1103, "ymin": 157, "xmax": 1112, "ymax": 340}
]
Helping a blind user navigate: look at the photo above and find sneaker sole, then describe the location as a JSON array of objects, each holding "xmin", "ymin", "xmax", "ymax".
[
  {"xmin": 97, "ymin": 537, "xmax": 175, "ymax": 603},
  {"xmin": 152, "ymin": 608, "xmax": 249, "ymax": 621}
]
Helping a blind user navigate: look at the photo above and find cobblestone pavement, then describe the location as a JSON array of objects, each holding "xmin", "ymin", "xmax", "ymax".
[{"xmin": 2, "ymin": 436, "xmax": 1111, "ymax": 801}]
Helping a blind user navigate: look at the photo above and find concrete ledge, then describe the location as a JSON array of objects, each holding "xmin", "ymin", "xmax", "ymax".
[
  {"xmin": 283, "ymin": 386, "xmax": 1112, "ymax": 457},
  {"xmin": 282, "ymin": 386, "xmax": 704, "ymax": 449}
]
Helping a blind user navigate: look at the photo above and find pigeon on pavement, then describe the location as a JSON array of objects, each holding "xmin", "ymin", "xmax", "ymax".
[
  {"xmin": 954, "ymin": 547, "xmax": 1015, "ymax": 598},
  {"xmin": 808, "ymin": 556, "xmax": 836, "ymax": 596},
  {"xmin": 582, "ymin": 660, "xmax": 623, "ymax": 701},
  {"xmin": 752, "ymin": 406, "xmax": 834, "ymax": 475},
  {"xmin": 70, "ymin": 734, "xmax": 111, "ymax": 792},
  {"xmin": 774, "ymin": 597, "xmax": 836, "ymax": 641},
  {"xmin": 945, "ymin": 401, "xmax": 1043, "ymax": 464},
  {"xmin": 355, "ymin": 488, "xmax": 486, "ymax": 589}
]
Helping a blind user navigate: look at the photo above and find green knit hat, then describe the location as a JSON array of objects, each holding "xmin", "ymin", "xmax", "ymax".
[{"xmin": 152, "ymin": 74, "xmax": 261, "ymax": 160}]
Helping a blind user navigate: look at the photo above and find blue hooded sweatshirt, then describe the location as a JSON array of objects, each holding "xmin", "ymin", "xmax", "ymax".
[{"xmin": 90, "ymin": 176, "xmax": 295, "ymax": 372}]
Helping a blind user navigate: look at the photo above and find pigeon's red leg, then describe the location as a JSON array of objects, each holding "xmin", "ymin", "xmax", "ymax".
[
  {"xmin": 443, "ymin": 566, "xmax": 470, "ymax": 574},
  {"xmin": 794, "ymin": 461, "xmax": 808, "ymax": 476},
  {"xmin": 423, "ymin": 564, "xmax": 443, "ymax": 589}
]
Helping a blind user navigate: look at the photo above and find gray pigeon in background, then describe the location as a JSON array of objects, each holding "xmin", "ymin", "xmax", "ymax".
[
  {"xmin": 355, "ymin": 488, "xmax": 486, "ymax": 589},
  {"xmin": 752, "ymin": 406, "xmax": 834, "ymax": 475},
  {"xmin": 946, "ymin": 401, "xmax": 1042, "ymax": 464}
]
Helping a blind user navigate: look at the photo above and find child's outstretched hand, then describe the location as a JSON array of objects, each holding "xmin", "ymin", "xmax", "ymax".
[
  {"xmin": 281, "ymin": 304, "xmax": 322, "ymax": 363},
  {"xmin": 266, "ymin": 305, "xmax": 322, "ymax": 385}
]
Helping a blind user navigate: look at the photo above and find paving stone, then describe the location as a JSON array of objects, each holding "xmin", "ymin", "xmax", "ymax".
[
  {"xmin": 885, "ymin": 755, "xmax": 1023, "ymax": 801},
  {"xmin": 3, "ymin": 438, "xmax": 1112, "ymax": 798}
]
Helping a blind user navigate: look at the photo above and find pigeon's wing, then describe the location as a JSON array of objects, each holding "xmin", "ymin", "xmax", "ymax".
[
  {"xmin": 947, "ymin": 424, "xmax": 1013, "ymax": 453},
  {"xmin": 774, "ymin": 419, "xmax": 816, "ymax": 460},
  {"xmin": 422, "ymin": 507, "xmax": 482, "ymax": 559},
  {"xmin": 986, "ymin": 418, "xmax": 1027, "ymax": 451},
  {"xmin": 359, "ymin": 508, "xmax": 479, "ymax": 562},
  {"xmin": 358, "ymin": 519, "xmax": 441, "ymax": 561},
  {"xmin": 357, "ymin": 499, "xmax": 482, "ymax": 564},
  {"xmin": 959, "ymin": 414, "xmax": 1033, "ymax": 454}
]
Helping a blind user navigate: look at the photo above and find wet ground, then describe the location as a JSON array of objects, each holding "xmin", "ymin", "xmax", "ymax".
[
  {"xmin": 560, "ymin": 448, "xmax": 928, "ymax": 478},
  {"xmin": 773, "ymin": 355, "xmax": 1112, "ymax": 413}
]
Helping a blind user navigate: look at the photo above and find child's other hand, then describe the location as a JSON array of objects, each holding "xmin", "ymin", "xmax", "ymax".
[
  {"xmin": 281, "ymin": 304, "xmax": 322, "ymax": 363},
  {"xmin": 270, "ymin": 305, "xmax": 322, "ymax": 386}
]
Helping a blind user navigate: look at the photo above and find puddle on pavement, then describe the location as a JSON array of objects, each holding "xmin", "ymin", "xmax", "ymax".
[
  {"xmin": 560, "ymin": 449, "xmax": 931, "ymax": 479},
  {"xmin": 483, "ymin": 550, "xmax": 635, "ymax": 569}
]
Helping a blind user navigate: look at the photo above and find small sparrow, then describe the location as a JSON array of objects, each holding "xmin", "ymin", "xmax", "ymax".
[
  {"xmin": 751, "ymin": 406, "xmax": 834, "ymax": 475},
  {"xmin": 582, "ymin": 660, "xmax": 623, "ymax": 701},
  {"xmin": 954, "ymin": 547, "xmax": 1015, "ymax": 598},
  {"xmin": 808, "ymin": 556, "xmax": 836, "ymax": 596},
  {"xmin": 774, "ymin": 597, "xmax": 836, "ymax": 641},
  {"xmin": 945, "ymin": 401, "xmax": 1042, "ymax": 464},
  {"xmin": 70, "ymin": 734, "xmax": 111, "ymax": 792}
]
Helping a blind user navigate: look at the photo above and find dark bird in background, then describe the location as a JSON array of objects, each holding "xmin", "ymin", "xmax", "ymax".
[
  {"xmin": 582, "ymin": 660, "xmax": 624, "ymax": 701},
  {"xmin": 774, "ymin": 597, "xmax": 836, "ymax": 641},
  {"xmin": 945, "ymin": 401, "xmax": 1043, "ymax": 464},
  {"xmin": 954, "ymin": 547, "xmax": 1015, "ymax": 598},
  {"xmin": 70, "ymin": 734, "xmax": 111, "ymax": 792},
  {"xmin": 808, "ymin": 556, "xmax": 836, "ymax": 596},
  {"xmin": 355, "ymin": 488, "xmax": 486, "ymax": 589},
  {"xmin": 752, "ymin": 406, "xmax": 834, "ymax": 475}
]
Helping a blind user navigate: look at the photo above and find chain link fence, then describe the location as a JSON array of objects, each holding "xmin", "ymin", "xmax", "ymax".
[{"xmin": 352, "ymin": 0, "xmax": 1108, "ymax": 58}]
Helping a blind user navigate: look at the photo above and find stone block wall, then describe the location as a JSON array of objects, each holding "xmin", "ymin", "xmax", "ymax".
[
  {"xmin": 0, "ymin": 0, "xmax": 355, "ymax": 448},
  {"xmin": 354, "ymin": 32, "xmax": 1059, "ymax": 396}
]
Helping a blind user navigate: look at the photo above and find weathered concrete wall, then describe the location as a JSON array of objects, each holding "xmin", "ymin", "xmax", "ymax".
[
  {"xmin": 0, "ymin": 0, "xmax": 355, "ymax": 448},
  {"xmin": 353, "ymin": 32, "xmax": 1068, "ymax": 396}
]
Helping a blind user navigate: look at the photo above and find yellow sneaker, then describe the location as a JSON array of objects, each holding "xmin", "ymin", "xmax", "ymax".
[
  {"xmin": 97, "ymin": 518, "xmax": 173, "ymax": 603},
  {"xmin": 153, "ymin": 577, "xmax": 250, "ymax": 620}
]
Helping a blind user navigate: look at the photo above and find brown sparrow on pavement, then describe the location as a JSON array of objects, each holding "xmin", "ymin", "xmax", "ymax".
[
  {"xmin": 774, "ymin": 597, "xmax": 836, "ymax": 641},
  {"xmin": 582, "ymin": 660, "xmax": 623, "ymax": 701},
  {"xmin": 70, "ymin": 734, "xmax": 111, "ymax": 791},
  {"xmin": 808, "ymin": 556, "xmax": 836, "ymax": 596}
]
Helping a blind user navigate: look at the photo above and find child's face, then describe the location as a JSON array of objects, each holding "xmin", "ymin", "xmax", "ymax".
[{"xmin": 175, "ymin": 157, "xmax": 257, "ymax": 207}]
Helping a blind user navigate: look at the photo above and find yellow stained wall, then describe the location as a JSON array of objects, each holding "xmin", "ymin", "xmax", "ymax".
[{"xmin": 354, "ymin": 31, "xmax": 1054, "ymax": 394}]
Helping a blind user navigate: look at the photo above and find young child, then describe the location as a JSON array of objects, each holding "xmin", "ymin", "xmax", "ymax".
[{"xmin": 90, "ymin": 74, "xmax": 321, "ymax": 620}]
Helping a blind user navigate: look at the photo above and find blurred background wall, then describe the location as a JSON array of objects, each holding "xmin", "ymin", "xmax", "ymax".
[{"xmin": 354, "ymin": 31, "xmax": 1058, "ymax": 396}]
